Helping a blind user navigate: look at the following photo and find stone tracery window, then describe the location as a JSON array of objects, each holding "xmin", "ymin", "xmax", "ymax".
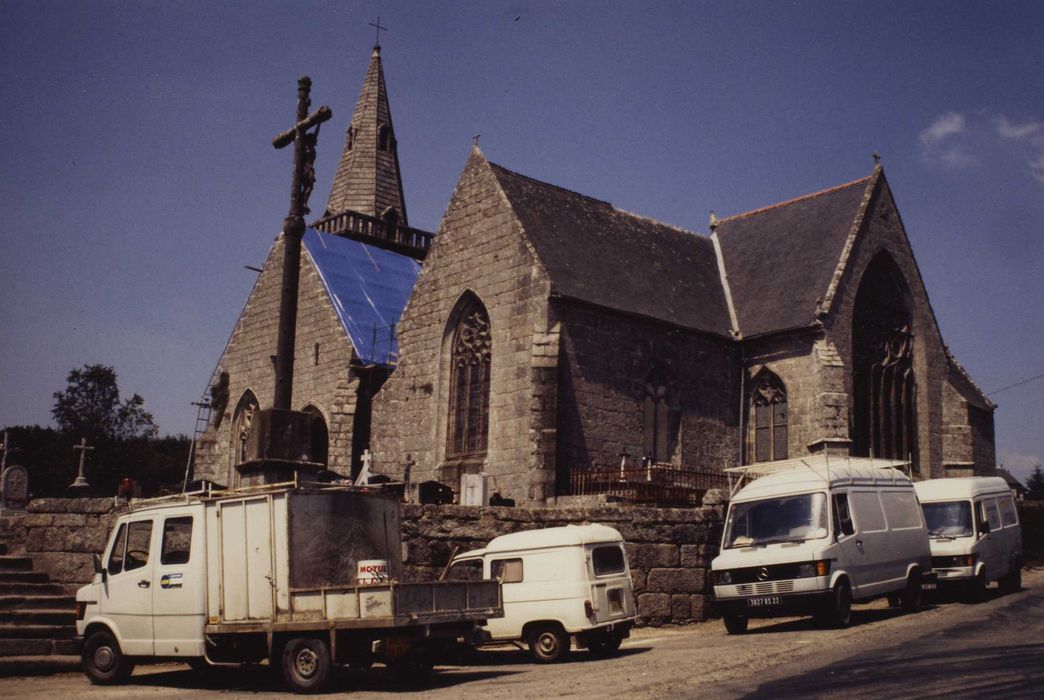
[
  {"xmin": 749, "ymin": 371, "xmax": 788, "ymax": 463},
  {"xmin": 446, "ymin": 297, "xmax": 491, "ymax": 459},
  {"xmin": 643, "ymin": 363, "xmax": 674, "ymax": 463},
  {"xmin": 852, "ymin": 253, "xmax": 917, "ymax": 467}
]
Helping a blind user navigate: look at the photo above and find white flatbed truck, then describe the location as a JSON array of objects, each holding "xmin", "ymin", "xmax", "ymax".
[{"xmin": 75, "ymin": 481, "xmax": 502, "ymax": 693}]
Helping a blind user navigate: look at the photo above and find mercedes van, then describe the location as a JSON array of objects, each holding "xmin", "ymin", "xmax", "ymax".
[
  {"xmin": 446, "ymin": 525, "xmax": 636, "ymax": 662},
  {"xmin": 914, "ymin": 476, "xmax": 1023, "ymax": 601},
  {"xmin": 711, "ymin": 456, "xmax": 933, "ymax": 634}
]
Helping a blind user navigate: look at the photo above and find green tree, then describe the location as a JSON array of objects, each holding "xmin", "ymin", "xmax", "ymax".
[
  {"xmin": 1027, "ymin": 465, "xmax": 1044, "ymax": 501},
  {"xmin": 51, "ymin": 365, "xmax": 157, "ymax": 443}
]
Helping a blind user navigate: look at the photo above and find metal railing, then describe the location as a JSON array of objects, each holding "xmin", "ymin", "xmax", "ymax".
[
  {"xmin": 312, "ymin": 209, "xmax": 433, "ymax": 257},
  {"xmin": 568, "ymin": 462, "xmax": 729, "ymax": 507}
]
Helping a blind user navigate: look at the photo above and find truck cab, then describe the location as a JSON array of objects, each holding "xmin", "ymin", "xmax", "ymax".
[{"xmin": 446, "ymin": 524, "xmax": 636, "ymax": 663}]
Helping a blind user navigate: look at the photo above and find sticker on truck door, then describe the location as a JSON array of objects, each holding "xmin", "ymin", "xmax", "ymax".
[{"xmin": 160, "ymin": 572, "xmax": 183, "ymax": 589}]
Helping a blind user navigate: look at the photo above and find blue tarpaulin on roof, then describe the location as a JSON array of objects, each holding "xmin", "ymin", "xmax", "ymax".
[{"xmin": 303, "ymin": 228, "xmax": 421, "ymax": 366}]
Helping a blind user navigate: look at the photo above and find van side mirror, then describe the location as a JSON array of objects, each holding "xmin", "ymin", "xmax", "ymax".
[
  {"xmin": 979, "ymin": 520, "xmax": 991, "ymax": 536},
  {"xmin": 93, "ymin": 553, "xmax": 107, "ymax": 582}
]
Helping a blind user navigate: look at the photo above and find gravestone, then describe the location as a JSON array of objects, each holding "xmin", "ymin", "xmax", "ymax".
[{"xmin": 1, "ymin": 465, "xmax": 29, "ymax": 511}]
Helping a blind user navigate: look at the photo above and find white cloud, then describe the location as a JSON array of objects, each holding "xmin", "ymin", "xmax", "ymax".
[
  {"xmin": 938, "ymin": 146, "xmax": 979, "ymax": 168},
  {"xmin": 995, "ymin": 115, "xmax": 1043, "ymax": 140},
  {"xmin": 920, "ymin": 112, "xmax": 966, "ymax": 144}
]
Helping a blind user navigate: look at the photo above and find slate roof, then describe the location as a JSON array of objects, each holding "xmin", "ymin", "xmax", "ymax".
[
  {"xmin": 303, "ymin": 228, "xmax": 421, "ymax": 365},
  {"xmin": 488, "ymin": 162, "xmax": 733, "ymax": 337},
  {"xmin": 714, "ymin": 176, "xmax": 873, "ymax": 337}
]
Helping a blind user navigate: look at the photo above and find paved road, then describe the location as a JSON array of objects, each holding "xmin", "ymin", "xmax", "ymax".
[{"xmin": 1, "ymin": 567, "xmax": 1041, "ymax": 698}]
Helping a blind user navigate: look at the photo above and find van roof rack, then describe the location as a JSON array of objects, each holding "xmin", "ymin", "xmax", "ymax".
[{"xmin": 724, "ymin": 456, "xmax": 911, "ymax": 499}]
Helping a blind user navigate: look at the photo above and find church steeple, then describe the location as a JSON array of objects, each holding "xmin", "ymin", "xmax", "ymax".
[{"xmin": 325, "ymin": 45, "xmax": 408, "ymax": 226}]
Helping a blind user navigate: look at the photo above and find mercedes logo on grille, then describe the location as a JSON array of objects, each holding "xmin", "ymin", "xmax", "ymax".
[{"xmin": 756, "ymin": 567, "xmax": 770, "ymax": 581}]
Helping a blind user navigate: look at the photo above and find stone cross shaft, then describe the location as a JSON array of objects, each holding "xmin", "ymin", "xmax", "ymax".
[
  {"xmin": 270, "ymin": 76, "xmax": 332, "ymax": 411},
  {"xmin": 71, "ymin": 437, "xmax": 93, "ymax": 488}
]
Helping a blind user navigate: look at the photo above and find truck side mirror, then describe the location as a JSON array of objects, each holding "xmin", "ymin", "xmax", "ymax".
[
  {"xmin": 979, "ymin": 520, "xmax": 991, "ymax": 536},
  {"xmin": 93, "ymin": 553, "xmax": 107, "ymax": 582}
]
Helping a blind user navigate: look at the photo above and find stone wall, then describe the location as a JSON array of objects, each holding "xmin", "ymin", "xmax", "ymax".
[{"xmin": 0, "ymin": 498, "xmax": 725, "ymax": 625}]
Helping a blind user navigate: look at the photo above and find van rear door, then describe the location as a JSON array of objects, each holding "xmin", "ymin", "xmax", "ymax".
[{"xmin": 587, "ymin": 543, "xmax": 633, "ymax": 623}]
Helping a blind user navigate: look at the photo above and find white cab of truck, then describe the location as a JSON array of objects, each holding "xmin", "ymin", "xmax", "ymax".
[
  {"xmin": 446, "ymin": 524, "xmax": 636, "ymax": 663},
  {"xmin": 914, "ymin": 476, "xmax": 1023, "ymax": 600},
  {"xmin": 711, "ymin": 456, "xmax": 933, "ymax": 634}
]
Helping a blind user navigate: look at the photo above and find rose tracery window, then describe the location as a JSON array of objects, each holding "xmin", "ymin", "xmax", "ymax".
[
  {"xmin": 447, "ymin": 300, "xmax": 491, "ymax": 459},
  {"xmin": 749, "ymin": 371, "xmax": 788, "ymax": 463}
]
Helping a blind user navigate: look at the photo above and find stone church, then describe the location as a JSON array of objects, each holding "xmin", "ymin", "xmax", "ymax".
[{"xmin": 193, "ymin": 46, "xmax": 996, "ymax": 504}]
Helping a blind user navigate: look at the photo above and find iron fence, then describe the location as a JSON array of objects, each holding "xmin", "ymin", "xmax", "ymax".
[{"xmin": 568, "ymin": 462, "xmax": 729, "ymax": 507}]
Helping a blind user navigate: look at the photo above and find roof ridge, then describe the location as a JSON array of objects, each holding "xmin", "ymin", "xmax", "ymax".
[
  {"xmin": 488, "ymin": 161, "xmax": 613, "ymax": 208},
  {"xmin": 718, "ymin": 175, "xmax": 873, "ymax": 224}
]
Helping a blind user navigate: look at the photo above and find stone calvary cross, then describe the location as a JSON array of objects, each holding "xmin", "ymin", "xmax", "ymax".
[{"xmin": 270, "ymin": 77, "xmax": 332, "ymax": 411}]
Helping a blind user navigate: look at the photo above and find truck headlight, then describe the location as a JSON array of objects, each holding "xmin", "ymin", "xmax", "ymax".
[
  {"xmin": 797, "ymin": 561, "xmax": 830, "ymax": 578},
  {"xmin": 716, "ymin": 571, "xmax": 732, "ymax": 585}
]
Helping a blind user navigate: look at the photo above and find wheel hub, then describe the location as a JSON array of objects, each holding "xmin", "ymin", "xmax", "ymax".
[
  {"xmin": 93, "ymin": 646, "xmax": 115, "ymax": 671},
  {"xmin": 295, "ymin": 649, "xmax": 318, "ymax": 677},
  {"xmin": 537, "ymin": 633, "xmax": 557, "ymax": 653}
]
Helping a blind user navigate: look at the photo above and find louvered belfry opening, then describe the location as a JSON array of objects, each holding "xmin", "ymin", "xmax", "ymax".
[
  {"xmin": 852, "ymin": 253, "xmax": 918, "ymax": 469},
  {"xmin": 447, "ymin": 296, "xmax": 492, "ymax": 459}
]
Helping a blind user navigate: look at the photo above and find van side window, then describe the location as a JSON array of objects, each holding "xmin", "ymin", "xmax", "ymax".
[
  {"xmin": 833, "ymin": 494, "xmax": 855, "ymax": 537},
  {"xmin": 592, "ymin": 545, "xmax": 626, "ymax": 575},
  {"xmin": 161, "ymin": 517, "xmax": 193, "ymax": 565},
  {"xmin": 998, "ymin": 497, "xmax": 1018, "ymax": 527},
  {"xmin": 881, "ymin": 491, "xmax": 922, "ymax": 530},
  {"xmin": 981, "ymin": 499, "xmax": 1001, "ymax": 532},
  {"xmin": 124, "ymin": 521, "xmax": 153, "ymax": 572},
  {"xmin": 850, "ymin": 492, "xmax": 887, "ymax": 532},
  {"xmin": 446, "ymin": 559, "xmax": 484, "ymax": 582},
  {"xmin": 107, "ymin": 523, "xmax": 128, "ymax": 574},
  {"xmin": 491, "ymin": 558, "xmax": 523, "ymax": 583}
]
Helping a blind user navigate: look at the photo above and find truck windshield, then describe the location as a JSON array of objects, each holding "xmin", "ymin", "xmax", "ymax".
[
  {"xmin": 723, "ymin": 493, "xmax": 828, "ymax": 548},
  {"xmin": 921, "ymin": 500, "xmax": 974, "ymax": 539}
]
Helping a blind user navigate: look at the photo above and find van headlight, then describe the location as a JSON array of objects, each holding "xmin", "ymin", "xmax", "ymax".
[
  {"xmin": 715, "ymin": 570, "xmax": 733, "ymax": 585},
  {"xmin": 796, "ymin": 561, "xmax": 830, "ymax": 578}
]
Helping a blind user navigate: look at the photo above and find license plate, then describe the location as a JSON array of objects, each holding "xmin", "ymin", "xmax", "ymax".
[
  {"xmin": 923, "ymin": 582, "xmax": 937, "ymax": 591},
  {"xmin": 746, "ymin": 595, "xmax": 782, "ymax": 608}
]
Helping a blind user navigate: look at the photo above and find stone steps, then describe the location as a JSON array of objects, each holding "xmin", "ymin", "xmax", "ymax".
[
  {"xmin": 0, "ymin": 581, "xmax": 68, "ymax": 596},
  {"xmin": 0, "ymin": 623, "xmax": 76, "ymax": 639},
  {"xmin": 0, "ymin": 571, "xmax": 48, "ymax": 584},
  {"xmin": 0, "ymin": 609, "xmax": 77, "ymax": 625},
  {"xmin": 0, "ymin": 550, "xmax": 79, "ymax": 659},
  {"xmin": 0, "ymin": 556, "xmax": 33, "ymax": 572},
  {"xmin": 0, "ymin": 595, "xmax": 75, "ymax": 609}
]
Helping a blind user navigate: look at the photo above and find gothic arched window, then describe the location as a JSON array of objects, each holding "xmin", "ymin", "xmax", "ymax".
[
  {"xmin": 446, "ymin": 297, "xmax": 491, "ymax": 459},
  {"xmin": 302, "ymin": 404, "xmax": 329, "ymax": 466},
  {"xmin": 852, "ymin": 253, "xmax": 917, "ymax": 466},
  {"xmin": 643, "ymin": 363, "xmax": 674, "ymax": 463},
  {"xmin": 749, "ymin": 371, "xmax": 788, "ymax": 463}
]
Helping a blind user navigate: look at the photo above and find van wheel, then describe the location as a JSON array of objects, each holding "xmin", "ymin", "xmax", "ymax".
[
  {"xmin": 966, "ymin": 570, "xmax": 988, "ymax": 603},
  {"xmin": 282, "ymin": 637, "xmax": 332, "ymax": 694},
  {"xmin": 901, "ymin": 571, "xmax": 923, "ymax": 612},
  {"xmin": 817, "ymin": 580, "xmax": 852, "ymax": 628},
  {"xmin": 527, "ymin": 624, "xmax": 570, "ymax": 663},
  {"xmin": 722, "ymin": 612, "xmax": 749, "ymax": 635},
  {"xmin": 82, "ymin": 630, "xmax": 135, "ymax": 685},
  {"xmin": 999, "ymin": 565, "xmax": 1022, "ymax": 595}
]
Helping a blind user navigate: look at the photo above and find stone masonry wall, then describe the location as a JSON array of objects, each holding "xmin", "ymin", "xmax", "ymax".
[
  {"xmin": 0, "ymin": 498, "xmax": 725, "ymax": 626},
  {"xmin": 555, "ymin": 302, "xmax": 739, "ymax": 475},
  {"xmin": 370, "ymin": 150, "xmax": 557, "ymax": 504},
  {"xmin": 194, "ymin": 235, "xmax": 360, "ymax": 485}
]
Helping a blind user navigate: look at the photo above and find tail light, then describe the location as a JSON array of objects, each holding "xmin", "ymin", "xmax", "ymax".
[{"xmin": 584, "ymin": 600, "xmax": 595, "ymax": 618}]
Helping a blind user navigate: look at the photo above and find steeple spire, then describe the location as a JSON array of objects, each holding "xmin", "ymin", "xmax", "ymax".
[{"xmin": 325, "ymin": 45, "xmax": 408, "ymax": 226}]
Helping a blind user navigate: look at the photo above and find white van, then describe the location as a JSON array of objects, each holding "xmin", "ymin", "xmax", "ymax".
[
  {"xmin": 711, "ymin": 456, "xmax": 933, "ymax": 634},
  {"xmin": 914, "ymin": 476, "xmax": 1023, "ymax": 600},
  {"xmin": 446, "ymin": 525, "xmax": 636, "ymax": 663}
]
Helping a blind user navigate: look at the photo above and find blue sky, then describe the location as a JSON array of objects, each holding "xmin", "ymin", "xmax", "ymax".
[{"xmin": 2, "ymin": 1, "xmax": 1042, "ymax": 481}]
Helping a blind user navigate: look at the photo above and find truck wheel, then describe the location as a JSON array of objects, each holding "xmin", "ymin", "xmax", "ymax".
[
  {"xmin": 966, "ymin": 570, "xmax": 987, "ymax": 603},
  {"xmin": 527, "ymin": 624, "xmax": 570, "ymax": 663},
  {"xmin": 817, "ymin": 580, "xmax": 852, "ymax": 628},
  {"xmin": 722, "ymin": 612, "xmax": 749, "ymax": 635},
  {"xmin": 282, "ymin": 637, "xmax": 332, "ymax": 694},
  {"xmin": 82, "ymin": 630, "xmax": 135, "ymax": 685},
  {"xmin": 901, "ymin": 571, "xmax": 923, "ymax": 612},
  {"xmin": 999, "ymin": 565, "xmax": 1022, "ymax": 595},
  {"xmin": 586, "ymin": 629, "xmax": 624, "ymax": 656}
]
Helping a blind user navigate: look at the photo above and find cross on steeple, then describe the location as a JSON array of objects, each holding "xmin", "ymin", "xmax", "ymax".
[{"xmin": 369, "ymin": 16, "xmax": 388, "ymax": 48}]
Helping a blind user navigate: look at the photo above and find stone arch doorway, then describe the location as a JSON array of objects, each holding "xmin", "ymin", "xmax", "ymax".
[
  {"xmin": 851, "ymin": 252, "xmax": 917, "ymax": 467},
  {"xmin": 302, "ymin": 404, "xmax": 329, "ymax": 466}
]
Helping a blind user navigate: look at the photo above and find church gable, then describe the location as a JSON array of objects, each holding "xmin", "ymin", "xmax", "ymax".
[
  {"xmin": 715, "ymin": 174, "xmax": 873, "ymax": 337},
  {"xmin": 488, "ymin": 163, "xmax": 732, "ymax": 337}
]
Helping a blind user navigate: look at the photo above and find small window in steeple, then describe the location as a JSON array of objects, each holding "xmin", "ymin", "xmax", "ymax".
[
  {"xmin": 378, "ymin": 123, "xmax": 390, "ymax": 151},
  {"xmin": 347, "ymin": 126, "xmax": 354, "ymax": 151}
]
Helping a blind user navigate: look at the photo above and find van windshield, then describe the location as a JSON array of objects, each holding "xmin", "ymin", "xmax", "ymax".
[
  {"xmin": 723, "ymin": 492, "xmax": 828, "ymax": 548},
  {"xmin": 922, "ymin": 500, "xmax": 974, "ymax": 539}
]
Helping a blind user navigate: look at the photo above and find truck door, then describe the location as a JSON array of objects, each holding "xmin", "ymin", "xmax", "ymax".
[
  {"xmin": 151, "ymin": 513, "xmax": 205, "ymax": 656},
  {"xmin": 101, "ymin": 518, "xmax": 155, "ymax": 655},
  {"xmin": 978, "ymin": 498, "xmax": 1004, "ymax": 579}
]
